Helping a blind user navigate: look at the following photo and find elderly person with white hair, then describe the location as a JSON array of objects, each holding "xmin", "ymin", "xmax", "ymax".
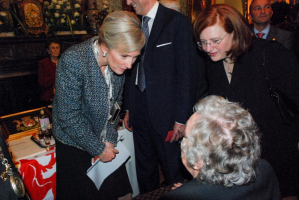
[{"xmin": 160, "ymin": 95, "xmax": 281, "ymax": 200}]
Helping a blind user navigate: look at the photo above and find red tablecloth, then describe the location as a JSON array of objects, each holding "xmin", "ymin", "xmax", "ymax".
[
  {"xmin": 12, "ymin": 128, "xmax": 139, "ymax": 200},
  {"xmin": 17, "ymin": 149, "xmax": 56, "ymax": 200}
]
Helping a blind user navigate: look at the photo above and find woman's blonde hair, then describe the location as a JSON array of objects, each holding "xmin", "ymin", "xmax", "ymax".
[{"xmin": 99, "ymin": 11, "xmax": 145, "ymax": 53}]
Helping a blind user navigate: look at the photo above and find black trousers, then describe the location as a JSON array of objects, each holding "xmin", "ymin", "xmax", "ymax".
[
  {"xmin": 132, "ymin": 88, "xmax": 185, "ymax": 194},
  {"xmin": 56, "ymin": 139, "xmax": 132, "ymax": 200}
]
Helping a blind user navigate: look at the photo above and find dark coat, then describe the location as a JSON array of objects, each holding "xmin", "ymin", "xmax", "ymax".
[
  {"xmin": 205, "ymin": 38, "xmax": 299, "ymax": 196},
  {"xmin": 159, "ymin": 159, "xmax": 281, "ymax": 200}
]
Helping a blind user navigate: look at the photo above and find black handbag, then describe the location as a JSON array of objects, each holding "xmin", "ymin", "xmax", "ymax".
[{"xmin": 262, "ymin": 42, "xmax": 299, "ymax": 125}]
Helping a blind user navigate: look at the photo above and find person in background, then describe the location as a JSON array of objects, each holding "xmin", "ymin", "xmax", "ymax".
[
  {"xmin": 193, "ymin": 4, "xmax": 299, "ymax": 199},
  {"xmin": 249, "ymin": 0, "xmax": 294, "ymax": 51},
  {"xmin": 124, "ymin": 0, "xmax": 206, "ymax": 194},
  {"xmin": 38, "ymin": 39, "xmax": 61, "ymax": 106},
  {"xmin": 159, "ymin": 0, "xmax": 181, "ymax": 12},
  {"xmin": 160, "ymin": 95, "xmax": 281, "ymax": 200},
  {"xmin": 52, "ymin": 11, "xmax": 145, "ymax": 200}
]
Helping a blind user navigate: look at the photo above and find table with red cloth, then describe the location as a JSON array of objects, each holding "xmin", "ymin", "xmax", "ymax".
[
  {"xmin": 8, "ymin": 128, "xmax": 139, "ymax": 200},
  {"xmin": 17, "ymin": 148, "xmax": 56, "ymax": 200}
]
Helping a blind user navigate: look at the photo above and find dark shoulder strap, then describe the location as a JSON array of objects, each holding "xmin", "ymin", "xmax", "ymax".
[{"xmin": 262, "ymin": 41, "xmax": 275, "ymax": 91}]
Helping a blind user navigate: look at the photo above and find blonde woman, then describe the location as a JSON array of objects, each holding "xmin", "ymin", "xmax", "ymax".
[{"xmin": 53, "ymin": 11, "xmax": 145, "ymax": 200}]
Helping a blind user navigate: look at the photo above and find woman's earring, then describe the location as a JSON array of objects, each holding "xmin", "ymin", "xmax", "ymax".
[{"xmin": 103, "ymin": 52, "xmax": 107, "ymax": 57}]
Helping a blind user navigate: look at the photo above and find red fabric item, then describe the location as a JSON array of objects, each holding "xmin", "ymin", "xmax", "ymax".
[
  {"xmin": 165, "ymin": 130, "xmax": 173, "ymax": 141},
  {"xmin": 38, "ymin": 57, "xmax": 57, "ymax": 102},
  {"xmin": 18, "ymin": 151, "xmax": 56, "ymax": 200}
]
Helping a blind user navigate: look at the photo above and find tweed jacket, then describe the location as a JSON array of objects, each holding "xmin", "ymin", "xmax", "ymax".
[{"xmin": 53, "ymin": 37, "xmax": 125, "ymax": 157}]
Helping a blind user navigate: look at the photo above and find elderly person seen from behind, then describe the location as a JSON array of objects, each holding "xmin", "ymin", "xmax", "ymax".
[{"xmin": 160, "ymin": 95, "xmax": 281, "ymax": 200}]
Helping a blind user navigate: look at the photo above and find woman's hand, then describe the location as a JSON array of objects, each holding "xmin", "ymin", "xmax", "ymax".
[
  {"xmin": 99, "ymin": 142, "xmax": 119, "ymax": 162},
  {"xmin": 171, "ymin": 182, "xmax": 183, "ymax": 190}
]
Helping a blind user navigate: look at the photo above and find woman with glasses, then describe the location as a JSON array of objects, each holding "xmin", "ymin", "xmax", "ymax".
[
  {"xmin": 160, "ymin": 95, "xmax": 281, "ymax": 199},
  {"xmin": 193, "ymin": 4, "xmax": 299, "ymax": 199}
]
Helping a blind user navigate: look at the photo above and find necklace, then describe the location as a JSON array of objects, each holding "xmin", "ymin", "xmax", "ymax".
[
  {"xmin": 223, "ymin": 60, "xmax": 233, "ymax": 75},
  {"xmin": 0, "ymin": 146, "xmax": 26, "ymax": 198}
]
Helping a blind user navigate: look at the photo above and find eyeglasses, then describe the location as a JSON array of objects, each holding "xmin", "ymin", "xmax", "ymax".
[{"xmin": 197, "ymin": 33, "xmax": 228, "ymax": 48}]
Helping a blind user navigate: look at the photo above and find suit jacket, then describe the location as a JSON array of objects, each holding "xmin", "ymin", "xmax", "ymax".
[
  {"xmin": 53, "ymin": 37, "xmax": 124, "ymax": 157},
  {"xmin": 124, "ymin": 4, "xmax": 206, "ymax": 136},
  {"xmin": 159, "ymin": 159, "xmax": 281, "ymax": 200},
  {"xmin": 266, "ymin": 25, "xmax": 294, "ymax": 51}
]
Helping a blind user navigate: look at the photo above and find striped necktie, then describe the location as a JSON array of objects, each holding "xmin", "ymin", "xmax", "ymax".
[{"xmin": 137, "ymin": 16, "xmax": 150, "ymax": 92}]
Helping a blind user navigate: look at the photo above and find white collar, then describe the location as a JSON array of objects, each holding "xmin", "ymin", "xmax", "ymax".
[
  {"xmin": 253, "ymin": 24, "xmax": 270, "ymax": 36},
  {"xmin": 146, "ymin": 1, "xmax": 159, "ymax": 20}
]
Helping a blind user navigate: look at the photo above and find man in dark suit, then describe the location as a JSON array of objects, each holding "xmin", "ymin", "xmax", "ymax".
[
  {"xmin": 249, "ymin": 0, "xmax": 294, "ymax": 51},
  {"xmin": 124, "ymin": 0, "xmax": 206, "ymax": 194}
]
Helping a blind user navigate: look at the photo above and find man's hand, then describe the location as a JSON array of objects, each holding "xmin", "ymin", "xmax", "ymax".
[
  {"xmin": 124, "ymin": 111, "xmax": 132, "ymax": 131},
  {"xmin": 170, "ymin": 123, "xmax": 184, "ymax": 143}
]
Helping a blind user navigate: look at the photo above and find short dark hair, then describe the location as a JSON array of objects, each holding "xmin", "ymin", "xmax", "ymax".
[
  {"xmin": 249, "ymin": 0, "xmax": 256, "ymax": 14},
  {"xmin": 249, "ymin": 0, "xmax": 272, "ymax": 14},
  {"xmin": 45, "ymin": 38, "xmax": 62, "ymax": 49},
  {"xmin": 193, "ymin": 4, "xmax": 253, "ymax": 62}
]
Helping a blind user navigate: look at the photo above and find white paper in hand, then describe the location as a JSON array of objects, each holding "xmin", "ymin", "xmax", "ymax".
[{"xmin": 86, "ymin": 141, "xmax": 131, "ymax": 190}]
